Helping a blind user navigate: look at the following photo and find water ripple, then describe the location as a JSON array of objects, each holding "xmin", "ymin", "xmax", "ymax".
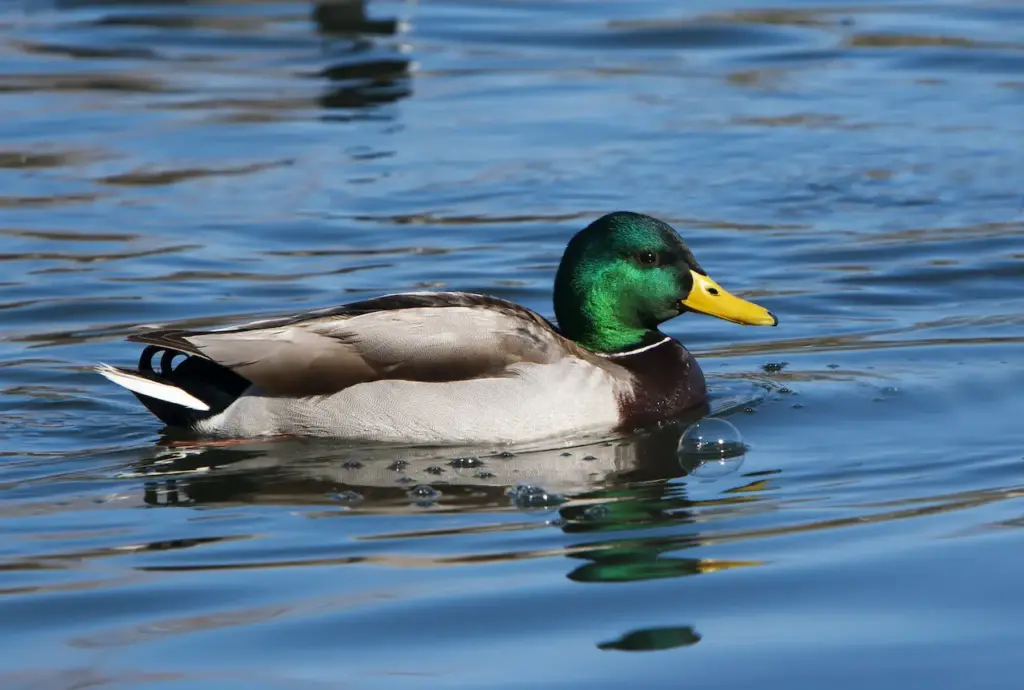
[{"xmin": 1, "ymin": 0, "xmax": 1024, "ymax": 687}]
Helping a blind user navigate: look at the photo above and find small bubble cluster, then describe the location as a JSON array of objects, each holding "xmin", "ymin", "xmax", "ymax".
[
  {"xmin": 506, "ymin": 484, "xmax": 566, "ymax": 509},
  {"xmin": 408, "ymin": 485, "xmax": 441, "ymax": 501},
  {"xmin": 449, "ymin": 457, "xmax": 483, "ymax": 469},
  {"xmin": 583, "ymin": 504, "xmax": 612, "ymax": 521}
]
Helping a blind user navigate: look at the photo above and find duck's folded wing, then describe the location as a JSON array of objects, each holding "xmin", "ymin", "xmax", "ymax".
[{"xmin": 127, "ymin": 292, "xmax": 581, "ymax": 397}]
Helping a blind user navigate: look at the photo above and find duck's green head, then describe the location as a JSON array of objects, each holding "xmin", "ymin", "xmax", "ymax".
[{"xmin": 553, "ymin": 211, "xmax": 777, "ymax": 353}]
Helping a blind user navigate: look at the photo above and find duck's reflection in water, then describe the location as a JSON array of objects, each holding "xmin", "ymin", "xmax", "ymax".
[
  {"xmin": 137, "ymin": 406, "xmax": 712, "ymax": 509},
  {"xmin": 597, "ymin": 625, "xmax": 703, "ymax": 652},
  {"xmin": 133, "ymin": 404, "xmax": 770, "ymax": 653},
  {"xmin": 312, "ymin": 0, "xmax": 413, "ymax": 115}
]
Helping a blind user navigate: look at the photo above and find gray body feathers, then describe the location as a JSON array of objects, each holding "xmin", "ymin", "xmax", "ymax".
[{"xmin": 105, "ymin": 292, "xmax": 636, "ymax": 443}]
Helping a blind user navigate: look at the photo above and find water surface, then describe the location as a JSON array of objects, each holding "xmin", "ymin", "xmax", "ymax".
[{"xmin": 2, "ymin": 0, "xmax": 1024, "ymax": 688}]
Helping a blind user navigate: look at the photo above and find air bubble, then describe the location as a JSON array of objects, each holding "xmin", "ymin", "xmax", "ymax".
[{"xmin": 678, "ymin": 417, "xmax": 747, "ymax": 479}]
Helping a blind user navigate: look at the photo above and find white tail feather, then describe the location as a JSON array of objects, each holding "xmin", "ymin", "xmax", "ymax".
[{"xmin": 95, "ymin": 363, "xmax": 210, "ymax": 412}]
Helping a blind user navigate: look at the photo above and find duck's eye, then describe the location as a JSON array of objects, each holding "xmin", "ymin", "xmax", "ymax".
[{"xmin": 636, "ymin": 251, "xmax": 659, "ymax": 266}]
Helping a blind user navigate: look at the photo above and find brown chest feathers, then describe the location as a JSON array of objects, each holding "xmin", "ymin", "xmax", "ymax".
[{"xmin": 605, "ymin": 336, "xmax": 709, "ymax": 432}]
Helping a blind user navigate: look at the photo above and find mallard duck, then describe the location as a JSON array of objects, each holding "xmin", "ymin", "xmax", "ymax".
[{"xmin": 97, "ymin": 211, "xmax": 777, "ymax": 444}]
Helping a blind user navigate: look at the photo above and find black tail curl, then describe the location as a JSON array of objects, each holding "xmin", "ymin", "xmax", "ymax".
[{"xmin": 133, "ymin": 346, "xmax": 251, "ymax": 428}]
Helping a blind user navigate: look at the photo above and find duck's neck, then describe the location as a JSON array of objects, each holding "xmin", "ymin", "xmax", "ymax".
[
  {"xmin": 553, "ymin": 291, "xmax": 655, "ymax": 354},
  {"xmin": 564, "ymin": 321, "xmax": 654, "ymax": 353}
]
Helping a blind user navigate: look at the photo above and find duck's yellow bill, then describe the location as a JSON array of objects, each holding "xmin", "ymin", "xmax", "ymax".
[{"xmin": 681, "ymin": 270, "xmax": 777, "ymax": 326}]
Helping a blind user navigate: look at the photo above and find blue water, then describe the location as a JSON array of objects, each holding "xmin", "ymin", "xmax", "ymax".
[{"xmin": 2, "ymin": 0, "xmax": 1024, "ymax": 687}]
